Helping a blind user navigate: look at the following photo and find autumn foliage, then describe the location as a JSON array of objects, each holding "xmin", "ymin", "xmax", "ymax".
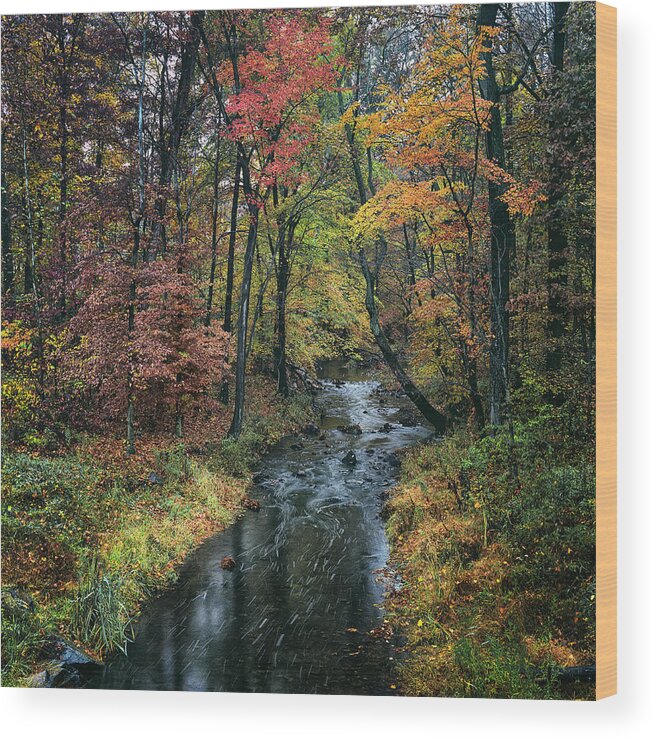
[{"xmin": 2, "ymin": 4, "xmax": 597, "ymax": 698}]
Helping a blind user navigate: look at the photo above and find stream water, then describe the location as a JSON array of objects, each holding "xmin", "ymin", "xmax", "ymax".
[{"xmin": 87, "ymin": 362, "xmax": 431, "ymax": 694}]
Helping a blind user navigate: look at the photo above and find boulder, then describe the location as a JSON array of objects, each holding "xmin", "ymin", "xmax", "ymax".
[
  {"xmin": 42, "ymin": 635, "xmax": 99, "ymax": 668},
  {"xmin": 27, "ymin": 663, "xmax": 82, "ymax": 689},
  {"xmin": 342, "ymin": 451, "xmax": 357, "ymax": 466},
  {"xmin": 30, "ymin": 635, "xmax": 102, "ymax": 689},
  {"xmin": 303, "ymin": 423, "xmax": 321, "ymax": 437},
  {"xmin": 396, "ymin": 410, "xmax": 417, "ymax": 427},
  {"xmin": 385, "ymin": 453, "xmax": 402, "ymax": 470},
  {"xmin": 337, "ymin": 424, "xmax": 362, "ymax": 435}
]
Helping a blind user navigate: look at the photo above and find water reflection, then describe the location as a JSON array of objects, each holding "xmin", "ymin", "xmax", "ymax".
[{"xmin": 89, "ymin": 364, "xmax": 431, "ymax": 694}]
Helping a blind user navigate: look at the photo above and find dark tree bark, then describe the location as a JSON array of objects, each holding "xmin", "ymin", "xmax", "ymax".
[
  {"xmin": 402, "ymin": 222, "xmax": 420, "ymax": 311},
  {"xmin": 197, "ymin": 19, "xmax": 240, "ymax": 405},
  {"xmin": 219, "ymin": 157, "xmax": 241, "ymax": 404},
  {"xmin": 1, "ymin": 169, "xmax": 14, "ymax": 301},
  {"xmin": 360, "ymin": 250, "xmax": 447, "ymax": 433},
  {"xmin": 339, "ymin": 65, "xmax": 447, "ymax": 433},
  {"xmin": 273, "ymin": 218, "xmax": 296, "ymax": 397},
  {"xmin": 153, "ymin": 11, "xmax": 204, "ymax": 257},
  {"xmin": 477, "ymin": 3, "xmax": 514, "ymax": 427},
  {"xmin": 126, "ymin": 22, "xmax": 147, "ymax": 455},
  {"xmin": 200, "ymin": 14, "xmax": 258, "ymax": 435},
  {"xmin": 227, "ymin": 162, "xmax": 259, "ymax": 438},
  {"xmin": 54, "ymin": 14, "xmax": 77, "ymax": 318},
  {"xmin": 205, "ymin": 138, "xmax": 221, "ymax": 328},
  {"xmin": 545, "ymin": 2, "xmax": 570, "ymax": 405}
]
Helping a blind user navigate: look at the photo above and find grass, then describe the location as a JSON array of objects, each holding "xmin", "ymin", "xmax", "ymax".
[
  {"xmin": 384, "ymin": 412, "xmax": 595, "ymax": 700},
  {"xmin": 1, "ymin": 383, "xmax": 314, "ymax": 686},
  {"xmin": 71, "ymin": 558, "xmax": 133, "ymax": 656},
  {"xmin": 0, "ymin": 590, "xmax": 46, "ymax": 686}
]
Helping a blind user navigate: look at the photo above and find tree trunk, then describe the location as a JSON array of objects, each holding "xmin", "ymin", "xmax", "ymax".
[
  {"xmin": 220, "ymin": 157, "xmax": 241, "ymax": 404},
  {"xmin": 545, "ymin": 2, "xmax": 570, "ymax": 405},
  {"xmin": 205, "ymin": 139, "xmax": 221, "ymax": 327},
  {"xmin": 360, "ymin": 249, "xmax": 447, "ymax": 433},
  {"xmin": 1, "ymin": 170, "xmax": 14, "ymax": 301},
  {"xmin": 402, "ymin": 222, "xmax": 420, "ymax": 310},
  {"xmin": 56, "ymin": 16, "xmax": 70, "ymax": 318},
  {"xmin": 153, "ymin": 11, "xmax": 204, "ymax": 257},
  {"xmin": 126, "ymin": 227, "xmax": 139, "ymax": 455},
  {"xmin": 227, "ymin": 152, "xmax": 259, "ymax": 438},
  {"xmin": 477, "ymin": 3, "xmax": 514, "ymax": 427},
  {"xmin": 274, "ymin": 222, "xmax": 291, "ymax": 397},
  {"xmin": 340, "ymin": 85, "xmax": 446, "ymax": 432},
  {"xmin": 126, "ymin": 22, "xmax": 147, "ymax": 455}
]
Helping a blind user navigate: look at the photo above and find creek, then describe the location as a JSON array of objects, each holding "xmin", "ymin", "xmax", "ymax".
[{"xmin": 87, "ymin": 362, "xmax": 431, "ymax": 694}]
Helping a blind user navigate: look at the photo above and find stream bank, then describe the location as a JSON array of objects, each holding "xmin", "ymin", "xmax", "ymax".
[
  {"xmin": 1, "ymin": 378, "xmax": 315, "ymax": 687},
  {"xmin": 85, "ymin": 362, "xmax": 431, "ymax": 694}
]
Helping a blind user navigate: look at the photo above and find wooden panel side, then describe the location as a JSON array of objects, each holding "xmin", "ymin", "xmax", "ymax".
[{"xmin": 595, "ymin": 0, "xmax": 617, "ymax": 701}]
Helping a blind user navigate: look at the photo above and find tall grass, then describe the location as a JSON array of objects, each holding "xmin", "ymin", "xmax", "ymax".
[
  {"xmin": 1, "ymin": 591, "xmax": 45, "ymax": 686},
  {"xmin": 71, "ymin": 558, "xmax": 133, "ymax": 656}
]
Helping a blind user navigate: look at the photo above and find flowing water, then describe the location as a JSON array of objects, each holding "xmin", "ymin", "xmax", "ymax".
[{"xmin": 87, "ymin": 362, "xmax": 431, "ymax": 694}]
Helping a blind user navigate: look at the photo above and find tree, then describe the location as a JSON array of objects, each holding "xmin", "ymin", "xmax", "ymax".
[
  {"xmin": 214, "ymin": 10, "xmax": 337, "ymax": 436},
  {"xmin": 337, "ymin": 9, "xmax": 450, "ymax": 433}
]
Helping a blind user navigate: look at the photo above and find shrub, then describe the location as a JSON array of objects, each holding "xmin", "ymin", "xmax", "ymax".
[{"xmin": 1, "ymin": 454, "xmax": 101, "ymax": 587}]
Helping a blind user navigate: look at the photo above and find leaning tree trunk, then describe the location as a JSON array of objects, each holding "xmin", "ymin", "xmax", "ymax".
[
  {"xmin": 477, "ymin": 3, "xmax": 514, "ymax": 427},
  {"xmin": 360, "ymin": 250, "xmax": 447, "ymax": 433},
  {"xmin": 340, "ymin": 81, "xmax": 447, "ymax": 433}
]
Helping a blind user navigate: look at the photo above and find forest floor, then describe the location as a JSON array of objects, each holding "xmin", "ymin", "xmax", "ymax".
[
  {"xmin": 383, "ymin": 419, "xmax": 596, "ymax": 700},
  {"xmin": 1, "ymin": 376, "xmax": 315, "ymax": 686}
]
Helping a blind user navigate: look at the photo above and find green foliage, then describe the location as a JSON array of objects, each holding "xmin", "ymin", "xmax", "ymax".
[
  {"xmin": 1, "ymin": 454, "xmax": 101, "ymax": 587},
  {"xmin": 216, "ymin": 391, "xmax": 313, "ymax": 477},
  {"xmin": 452, "ymin": 635, "xmax": 545, "ymax": 699}
]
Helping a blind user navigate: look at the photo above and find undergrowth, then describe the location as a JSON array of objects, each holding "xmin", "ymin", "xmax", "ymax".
[{"xmin": 384, "ymin": 409, "xmax": 595, "ymax": 700}]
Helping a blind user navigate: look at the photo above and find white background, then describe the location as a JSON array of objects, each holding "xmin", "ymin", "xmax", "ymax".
[{"xmin": 0, "ymin": 0, "xmax": 653, "ymax": 737}]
